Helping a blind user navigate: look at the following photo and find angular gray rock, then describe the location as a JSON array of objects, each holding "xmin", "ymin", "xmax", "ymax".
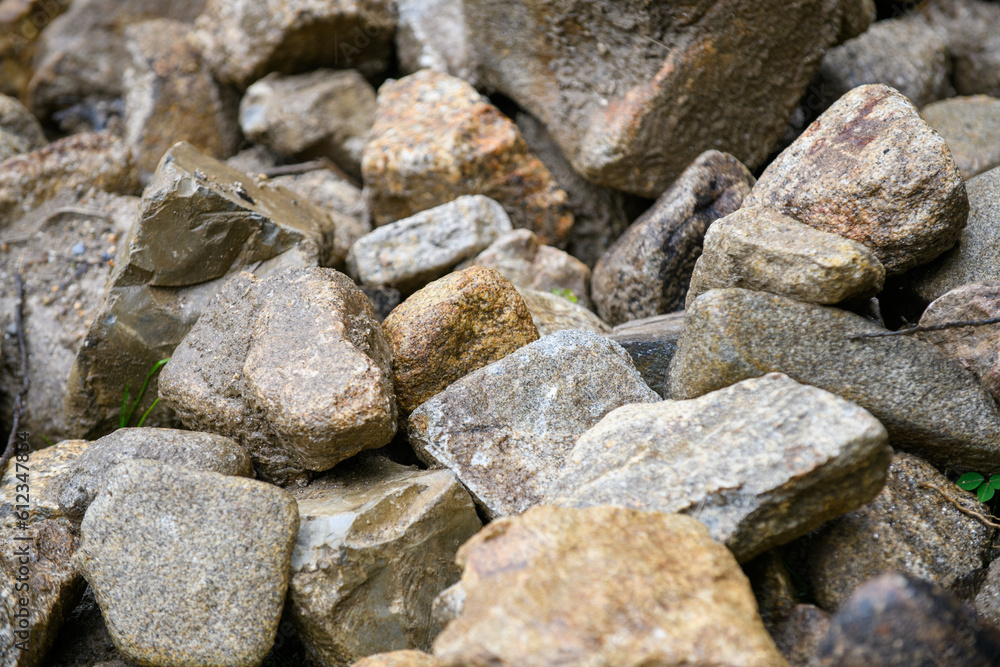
[
  {"xmin": 744, "ymin": 84, "xmax": 968, "ymax": 275},
  {"xmin": 0, "ymin": 93, "xmax": 46, "ymax": 162},
  {"xmin": 287, "ymin": 457, "xmax": 482, "ymax": 666},
  {"xmin": 921, "ymin": 95, "xmax": 1000, "ymax": 179},
  {"xmin": 160, "ymin": 268, "xmax": 397, "ymax": 484},
  {"xmin": 58, "ymin": 428, "xmax": 252, "ymax": 522},
  {"xmin": 668, "ymin": 289, "xmax": 1000, "ymax": 471},
  {"xmin": 407, "ymin": 329, "xmax": 659, "ymax": 519},
  {"xmin": 592, "ymin": 151, "xmax": 755, "ymax": 326},
  {"xmin": 395, "ymin": 0, "xmax": 473, "ymax": 81},
  {"xmin": 77, "ymin": 460, "xmax": 299, "ymax": 666},
  {"xmin": 347, "ymin": 195, "xmax": 513, "ymax": 295},
  {"xmin": 515, "ymin": 288, "xmax": 611, "ymax": 337},
  {"xmin": 546, "ymin": 373, "xmax": 891, "ymax": 562},
  {"xmin": 607, "ymin": 312, "xmax": 685, "ymax": 397},
  {"xmin": 685, "ymin": 207, "xmax": 885, "ymax": 308}
]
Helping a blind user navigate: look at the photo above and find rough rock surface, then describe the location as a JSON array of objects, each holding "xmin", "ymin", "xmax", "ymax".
[
  {"xmin": 362, "ymin": 70, "xmax": 573, "ymax": 245},
  {"xmin": 974, "ymin": 557, "xmax": 1000, "ymax": 628},
  {"xmin": 354, "ymin": 652, "xmax": 442, "ymax": 667},
  {"xmin": 58, "ymin": 428, "xmax": 252, "ymax": 522},
  {"xmin": 685, "ymin": 207, "xmax": 885, "ymax": 307},
  {"xmin": 395, "ymin": 0, "xmax": 472, "ymax": 81},
  {"xmin": 607, "ymin": 312, "xmax": 685, "ymax": 397},
  {"xmin": 33, "ymin": 585, "xmax": 139, "ymax": 667},
  {"xmin": 771, "ymin": 605, "xmax": 832, "ymax": 667},
  {"xmin": 433, "ymin": 506, "xmax": 788, "ymax": 666},
  {"xmin": 239, "ymin": 69, "xmax": 376, "ymax": 180},
  {"xmin": 77, "ymin": 460, "xmax": 299, "ymax": 666},
  {"xmin": 515, "ymin": 288, "xmax": 611, "ymax": 337},
  {"xmin": 1, "ymin": 439, "xmax": 90, "ymax": 524},
  {"xmin": 287, "ymin": 457, "xmax": 482, "ymax": 665},
  {"xmin": 463, "ymin": 0, "xmax": 873, "ymax": 197},
  {"xmin": 922, "ymin": 0, "xmax": 1000, "ymax": 98},
  {"xmin": 347, "ymin": 195, "xmax": 512, "ymax": 294},
  {"xmin": 546, "ymin": 373, "xmax": 891, "ymax": 562},
  {"xmin": 592, "ymin": 151, "xmax": 755, "ymax": 326},
  {"xmin": 921, "ymin": 95, "xmax": 1000, "ymax": 179},
  {"xmin": 668, "ymin": 289, "xmax": 1000, "ymax": 470},
  {"xmin": 160, "ymin": 268, "xmax": 397, "ymax": 484},
  {"xmin": 382, "ymin": 266, "xmax": 538, "ymax": 413},
  {"xmin": 0, "ymin": 93, "xmax": 46, "ymax": 162},
  {"xmin": 744, "ymin": 84, "xmax": 968, "ymax": 275},
  {"xmin": 408, "ymin": 330, "xmax": 659, "ymax": 518},
  {"xmin": 806, "ymin": 452, "xmax": 994, "ymax": 611}
]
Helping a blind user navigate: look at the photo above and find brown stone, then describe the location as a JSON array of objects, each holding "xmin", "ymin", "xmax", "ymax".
[
  {"xmin": 353, "ymin": 651, "xmax": 442, "ymax": 667},
  {"xmin": 921, "ymin": 95, "xmax": 1000, "ymax": 180}
]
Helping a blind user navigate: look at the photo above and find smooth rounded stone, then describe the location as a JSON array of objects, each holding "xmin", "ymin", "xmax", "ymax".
[
  {"xmin": 123, "ymin": 19, "xmax": 241, "ymax": 182},
  {"xmin": 239, "ymin": 70, "xmax": 376, "ymax": 180},
  {"xmin": 771, "ymin": 605, "xmax": 832, "ymax": 667},
  {"xmin": 347, "ymin": 195, "xmax": 513, "ymax": 295},
  {"xmin": 461, "ymin": 229, "xmax": 594, "ymax": 310},
  {"xmin": 668, "ymin": 289, "xmax": 1000, "ymax": 471},
  {"xmin": 922, "ymin": 0, "xmax": 1000, "ymax": 98},
  {"xmin": 433, "ymin": 506, "xmax": 788, "ymax": 667},
  {"xmin": 546, "ymin": 373, "xmax": 891, "ymax": 562},
  {"xmin": 353, "ymin": 652, "xmax": 442, "ymax": 667},
  {"xmin": 195, "ymin": 0, "xmax": 395, "ymax": 88},
  {"xmin": 685, "ymin": 207, "xmax": 886, "ymax": 308},
  {"xmin": 77, "ymin": 460, "xmax": 299, "ymax": 667},
  {"xmin": 806, "ymin": 452, "xmax": 993, "ymax": 612},
  {"xmin": 912, "ymin": 165, "xmax": 1000, "ymax": 301},
  {"xmin": 382, "ymin": 266, "xmax": 539, "ymax": 414},
  {"xmin": 65, "ymin": 142, "xmax": 328, "ymax": 439},
  {"xmin": 607, "ymin": 312, "xmax": 685, "ymax": 397},
  {"xmin": 58, "ymin": 428, "xmax": 252, "ymax": 522},
  {"xmin": 1, "ymin": 439, "xmax": 89, "ymax": 524},
  {"xmin": 395, "ymin": 0, "xmax": 473, "ymax": 82},
  {"xmin": 814, "ymin": 573, "xmax": 1000, "ymax": 666},
  {"xmin": 160, "ymin": 268, "xmax": 397, "ymax": 484},
  {"xmin": 592, "ymin": 150, "xmax": 755, "ymax": 326},
  {"xmin": 515, "ymin": 288, "xmax": 611, "ymax": 337},
  {"xmin": 286, "ymin": 457, "xmax": 482, "ymax": 666},
  {"xmin": 408, "ymin": 330, "xmax": 659, "ymax": 519},
  {"xmin": 922, "ymin": 95, "xmax": 1000, "ymax": 179},
  {"xmin": 0, "ymin": 93, "xmax": 46, "ymax": 162},
  {"xmin": 361, "ymin": 70, "xmax": 573, "ymax": 246},
  {"xmin": 744, "ymin": 84, "xmax": 968, "ymax": 276},
  {"xmin": 817, "ymin": 16, "xmax": 950, "ymax": 110}
]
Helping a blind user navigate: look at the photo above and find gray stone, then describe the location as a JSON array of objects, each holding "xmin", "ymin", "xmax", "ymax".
[
  {"xmin": 160, "ymin": 268, "xmax": 397, "ymax": 484},
  {"xmin": 515, "ymin": 288, "xmax": 611, "ymax": 338},
  {"xmin": 806, "ymin": 452, "xmax": 994, "ymax": 611},
  {"xmin": 239, "ymin": 70, "xmax": 376, "ymax": 180},
  {"xmin": 271, "ymin": 167, "xmax": 370, "ymax": 230},
  {"xmin": 77, "ymin": 460, "xmax": 299, "ymax": 666},
  {"xmin": 286, "ymin": 457, "xmax": 482, "ymax": 666},
  {"xmin": 0, "ymin": 93, "xmax": 45, "ymax": 162},
  {"xmin": 592, "ymin": 150, "xmax": 755, "ymax": 326},
  {"xmin": 58, "ymin": 428, "xmax": 252, "ymax": 522},
  {"xmin": 546, "ymin": 373, "xmax": 891, "ymax": 562},
  {"xmin": 974, "ymin": 556, "xmax": 1000, "ymax": 628},
  {"xmin": 395, "ymin": 0, "xmax": 473, "ymax": 82},
  {"xmin": 407, "ymin": 329, "xmax": 659, "ymax": 519},
  {"xmin": 668, "ymin": 289, "xmax": 1000, "ymax": 470},
  {"xmin": 771, "ymin": 605, "xmax": 832, "ymax": 667},
  {"xmin": 685, "ymin": 207, "xmax": 885, "ymax": 308},
  {"xmin": 922, "ymin": 95, "xmax": 1000, "ymax": 179},
  {"xmin": 347, "ymin": 195, "xmax": 513, "ymax": 295},
  {"xmin": 607, "ymin": 312, "xmax": 685, "ymax": 397},
  {"xmin": 745, "ymin": 84, "xmax": 968, "ymax": 275},
  {"xmin": 922, "ymin": 0, "xmax": 1000, "ymax": 98}
]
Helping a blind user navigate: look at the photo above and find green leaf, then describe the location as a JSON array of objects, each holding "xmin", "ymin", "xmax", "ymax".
[
  {"xmin": 119, "ymin": 380, "xmax": 131, "ymax": 429},
  {"xmin": 990, "ymin": 475, "xmax": 1000, "ymax": 490},
  {"xmin": 958, "ymin": 472, "xmax": 985, "ymax": 490},
  {"xmin": 979, "ymin": 484, "xmax": 996, "ymax": 503}
]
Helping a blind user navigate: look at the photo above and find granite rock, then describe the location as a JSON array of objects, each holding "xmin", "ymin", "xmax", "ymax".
[
  {"xmin": 607, "ymin": 312, "xmax": 685, "ymax": 397},
  {"xmin": 0, "ymin": 93, "xmax": 45, "ymax": 162},
  {"xmin": 745, "ymin": 84, "xmax": 968, "ymax": 275},
  {"xmin": 922, "ymin": 0, "xmax": 1000, "ymax": 97},
  {"xmin": 592, "ymin": 150, "xmax": 755, "ymax": 326},
  {"xmin": 974, "ymin": 556, "xmax": 1000, "ymax": 628},
  {"xmin": 382, "ymin": 266, "xmax": 539, "ymax": 413},
  {"xmin": 1, "ymin": 439, "xmax": 90, "ymax": 524},
  {"xmin": 353, "ymin": 652, "xmax": 442, "ymax": 667},
  {"xmin": 395, "ymin": 0, "xmax": 473, "ymax": 81},
  {"xmin": 407, "ymin": 329, "xmax": 659, "ymax": 519},
  {"xmin": 515, "ymin": 288, "xmax": 611, "ymax": 338},
  {"xmin": 921, "ymin": 95, "xmax": 1000, "ymax": 179}
]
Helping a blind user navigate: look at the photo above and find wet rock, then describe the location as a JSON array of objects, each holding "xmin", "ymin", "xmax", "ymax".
[
  {"xmin": 196, "ymin": 0, "xmax": 396, "ymax": 88},
  {"xmin": 814, "ymin": 573, "xmax": 1000, "ymax": 666},
  {"xmin": 668, "ymin": 289, "xmax": 1000, "ymax": 471},
  {"xmin": 408, "ymin": 329, "xmax": 659, "ymax": 518},
  {"xmin": 745, "ymin": 84, "xmax": 968, "ymax": 275},
  {"xmin": 0, "ymin": 93, "xmax": 45, "ymax": 162},
  {"xmin": 123, "ymin": 19, "xmax": 241, "ymax": 182},
  {"xmin": 395, "ymin": 0, "xmax": 472, "ymax": 81},
  {"xmin": 515, "ymin": 287, "xmax": 611, "ymax": 337},
  {"xmin": 382, "ymin": 266, "xmax": 539, "ymax": 413},
  {"xmin": 772, "ymin": 605, "xmax": 832, "ymax": 667},
  {"xmin": 287, "ymin": 457, "xmax": 482, "ymax": 666},
  {"xmin": 546, "ymin": 373, "xmax": 891, "ymax": 562},
  {"xmin": 361, "ymin": 286, "xmax": 401, "ymax": 322},
  {"xmin": 607, "ymin": 312, "xmax": 685, "ymax": 397},
  {"xmin": 58, "ymin": 428, "xmax": 252, "ymax": 522},
  {"xmin": 160, "ymin": 268, "xmax": 397, "ymax": 484},
  {"xmin": 921, "ymin": 95, "xmax": 1000, "ymax": 179},
  {"xmin": 464, "ymin": 0, "xmax": 872, "ymax": 197},
  {"xmin": 239, "ymin": 69, "xmax": 376, "ymax": 180},
  {"xmin": 686, "ymin": 207, "xmax": 885, "ymax": 308},
  {"xmin": 433, "ymin": 506, "xmax": 788, "ymax": 666},
  {"xmin": 77, "ymin": 460, "xmax": 299, "ymax": 666},
  {"xmin": 347, "ymin": 195, "xmax": 512, "ymax": 295},
  {"xmin": 353, "ymin": 652, "xmax": 442, "ymax": 667},
  {"xmin": 592, "ymin": 151, "xmax": 755, "ymax": 326},
  {"xmin": 362, "ymin": 70, "xmax": 573, "ymax": 245},
  {"xmin": 1, "ymin": 439, "xmax": 89, "ymax": 524},
  {"xmin": 807, "ymin": 452, "xmax": 993, "ymax": 611},
  {"xmin": 922, "ymin": 0, "xmax": 1000, "ymax": 97},
  {"xmin": 462, "ymin": 229, "xmax": 593, "ymax": 310}
]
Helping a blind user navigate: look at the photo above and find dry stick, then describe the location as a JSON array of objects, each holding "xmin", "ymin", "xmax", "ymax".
[
  {"xmin": 0, "ymin": 274, "xmax": 28, "ymax": 474},
  {"xmin": 260, "ymin": 160, "xmax": 332, "ymax": 178},
  {"xmin": 849, "ymin": 316, "xmax": 1000, "ymax": 340},
  {"xmin": 918, "ymin": 481, "xmax": 1000, "ymax": 529}
]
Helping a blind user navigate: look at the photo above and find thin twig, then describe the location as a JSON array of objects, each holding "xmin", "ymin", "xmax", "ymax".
[
  {"xmin": 918, "ymin": 481, "xmax": 1000, "ymax": 529},
  {"xmin": 849, "ymin": 317, "xmax": 1000, "ymax": 340},
  {"xmin": 0, "ymin": 273, "xmax": 29, "ymax": 473},
  {"xmin": 260, "ymin": 160, "xmax": 331, "ymax": 178}
]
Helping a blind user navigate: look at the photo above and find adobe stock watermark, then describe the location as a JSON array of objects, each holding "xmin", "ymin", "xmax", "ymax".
[
  {"xmin": 8, "ymin": 431, "xmax": 32, "ymax": 654},
  {"xmin": 329, "ymin": 10, "xmax": 395, "ymax": 68}
]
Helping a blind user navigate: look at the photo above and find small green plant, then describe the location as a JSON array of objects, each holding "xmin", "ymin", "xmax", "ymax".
[
  {"xmin": 552, "ymin": 287, "xmax": 579, "ymax": 304},
  {"xmin": 957, "ymin": 472, "xmax": 1000, "ymax": 503},
  {"xmin": 119, "ymin": 358, "xmax": 169, "ymax": 429}
]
